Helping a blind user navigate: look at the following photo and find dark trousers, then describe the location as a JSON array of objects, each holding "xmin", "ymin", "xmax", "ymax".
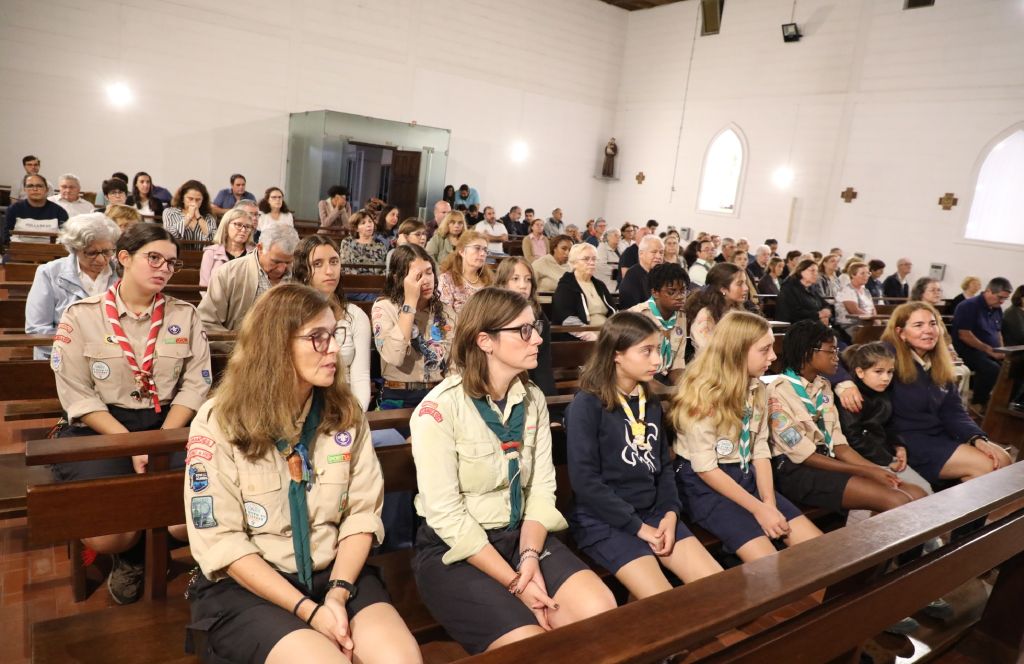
[{"xmin": 959, "ymin": 347, "xmax": 1001, "ymax": 405}]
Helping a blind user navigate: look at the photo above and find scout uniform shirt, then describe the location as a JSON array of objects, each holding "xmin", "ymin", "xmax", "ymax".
[
  {"xmin": 767, "ymin": 374, "xmax": 849, "ymax": 463},
  {"xmin": 673, "ymin": 380, "xmax": 772, "ymax": 473},
  {"xmin": 627, "ymin": 301, "xmax": 687, "ymax": 375},
  {"xmin": 410, "ymin": 375, "xmax": 567, "ymax": 564},
  {"xmin": 185, "ymin": 397, "xmax": 385, "ymax": 581},
  {"xmin": 371, "ymin": 298, "xmax": 451, "ymax": 384},
  {"xmin": 51, "ymin": 292, "xmax": 211, "ymax": 420}
]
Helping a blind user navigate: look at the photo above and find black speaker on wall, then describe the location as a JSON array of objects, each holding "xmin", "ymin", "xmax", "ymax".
[{"xmin": 701, "ymin": 0, "xmax": 724, "ymax": 36}]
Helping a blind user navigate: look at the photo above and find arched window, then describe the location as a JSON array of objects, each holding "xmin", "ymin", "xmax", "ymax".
[
  {"xmin": 697, "ymin": 126, "xmax": 746, "ymax": 215},
  {"xmin": 965, "ymin": 127, "xmax": 1024, "ymax": 246}
]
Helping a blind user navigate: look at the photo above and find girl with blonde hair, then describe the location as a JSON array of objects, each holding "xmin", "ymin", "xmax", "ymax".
[
  {"xmin": 425, "ymin": 210, "xmax": 466, "ymax": 265},
  {"xmin": 671, "ymin": 311, "xmax": 821, "ymax": 562}
]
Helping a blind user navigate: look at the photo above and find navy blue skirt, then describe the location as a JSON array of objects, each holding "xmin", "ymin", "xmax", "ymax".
[
  {"xmin": 675, "ymin": 459, "xmax": 801, "ymax": 553},
  {"xmin": 569, "ymin": 507, "xmax": 693, "ymax": 574},
  {"xmin": 901, "ymin": 432, "xmax": 962, "ymax": 485}
]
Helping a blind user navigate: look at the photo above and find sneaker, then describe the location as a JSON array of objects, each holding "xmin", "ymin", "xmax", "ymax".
[
  {"xmin": 884, "ymin": 616, "xmax": 919, "ymax": 635},
  {"xmin": 922, "ymin": 598, "xmax": 955, "ymax": 621},
  {"xmin": 107, "ymin": 554, "xmax": 144, "ymax": 605}
]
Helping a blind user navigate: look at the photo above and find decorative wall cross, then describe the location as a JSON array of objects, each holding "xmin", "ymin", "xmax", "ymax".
[
  {"xmin": 635, "ymin": 171, "xmax": 646, "ymax": 185},
  {"xmin": 840, "ymin": 187, "xmax": 858, "ymax": 203},
  {"xmin": 938, "ymin": 192, "xmax": 958, "ymax": 210}
]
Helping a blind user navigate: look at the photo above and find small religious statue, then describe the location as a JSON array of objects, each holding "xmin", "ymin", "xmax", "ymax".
[{"xmin": 601, "ymin": 138, "xmax": 618, "ymax": 178}]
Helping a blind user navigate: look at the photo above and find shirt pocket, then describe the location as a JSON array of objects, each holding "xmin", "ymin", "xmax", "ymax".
[
  {"xmin": 519, "ymin": 433, "xmax": 538, "ymax": 487},
  {"xmin": 82, "ymin": 342, "xmax": 128, "ymax": 403},
  {"xmin": 455, "ymin": 442, "xmax": 498, "ymax": 496},
  {"xmin": 315, "ymin": 457, "xmax": 352, "ymax": 517},
  {"xmin": 154, "ymin": 343, "xmax": 192, "ymax": 399},
  {"xmin": 237, "ymin": 470, "xmax": 282, "ymax": 533}
]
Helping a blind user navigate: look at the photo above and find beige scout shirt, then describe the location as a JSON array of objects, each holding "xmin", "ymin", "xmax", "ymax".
[
  {"xmin": 370, "ymin": 298, "xmax": 451, "ymax": 384},
  {"xmin": 410, "ymin": 376, "xmax": 567, "ymax": 565},
  {"xmin": 185, "ymin": 397, "xmax": 385, "ymax": 581},
  {"xmin": 673, "ymin": 380, "xmax": 771, "ymax": 473},
  {"xmin": 197, "ymin": 250, "xmax": 261, "ymax": 346},
  {"xmin": 767, "ymin": 374, "xmax": 849, "ymax": 463},
  {"xmin": 627, "ymin": 302, "xmax": 687, "ymax": 374},
  {"xmin": 52, "ymin": 292, "xmax": 211, "ymax": 420}
]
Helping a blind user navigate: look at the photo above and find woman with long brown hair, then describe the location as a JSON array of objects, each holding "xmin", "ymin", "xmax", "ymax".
[
  {"xmin": 685, "ymin": 262, "xmax": 748, "ymax": 352},
  {"xmin": 410, "ymin": 288, "xmax": 615, "ymax": 655},
  {"xmin": 438, "ymin": 230, "xmax": 492, "ymax": 314},
  {"xmin": 293, "ymin": 235, "xmax": 372, "ymax": 411},
  {"xmin": 185, "ymin": 284, "xmax": 420, "ymax": 664},
  {"xmin": 881, "ymin": 302, "xmax": 1011, "ymax": 486}
]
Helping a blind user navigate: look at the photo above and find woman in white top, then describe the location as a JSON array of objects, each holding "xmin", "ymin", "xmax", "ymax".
[
  {"xmin": 129, "ymin": 171, "xmax": 163, "ymax": 219},
  {"xmin": 293, "ymin": 235, "xmax": 373, "ymax": 411},
  {"xmin": 834, "ymin": 261, "xmax": 877, "ymax": 335},
  {"xmin": 257, "ymin": 187, "xmax": 295, "ymax": 232},
  {"xmin": 594, "ymin": 228, "xmax": 621, "ymax": 293}
]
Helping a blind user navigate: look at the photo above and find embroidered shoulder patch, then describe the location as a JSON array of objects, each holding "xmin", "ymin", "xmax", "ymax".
[
  {"xmin": 418, "ymin": 400, "xmax": 443, "ymax": 422},
  {"xmin": 190, "ymin": 496, "xmax": 217, "ymax": 529},
  {"xmin": 188, "ymin": 463, "xmax": 209, "ymax": 493}
]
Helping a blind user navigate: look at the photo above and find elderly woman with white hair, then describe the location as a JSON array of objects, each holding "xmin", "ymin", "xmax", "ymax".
[
  {"xmin": 551, "ymin": 242, "xmax": 615, "ymax": 341},
  {"xmin": 25, "ymin": 213, "xmax": 120, "ymax": 359},
  {"xmin": 594, "ymin": 227, "xmax": 621, "ymax": 293}
]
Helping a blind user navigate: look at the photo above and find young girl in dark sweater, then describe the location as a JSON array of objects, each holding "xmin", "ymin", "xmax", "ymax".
[{"xmin": 566, "ymin": 312, "xmax": 721, "ymax": 598}]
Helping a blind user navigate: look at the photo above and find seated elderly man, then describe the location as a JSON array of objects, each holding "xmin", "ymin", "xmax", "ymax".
[
  {"xmin": 198, "ymin": 222, "xmax": 298, "ymax": 348},
  {"xmin": 25, "ymin": 213, "xmax": 120, "ymax": 359},
  {"xmin": 952, "ymin": 277, "xmax": 1013, "ymax": 411},
  {"xmin": 49, "ymin": 174, "xmax": 95, "ymax": 217},
  {"xmin": 617, "ymin": 234, "xmax": 665, "ymax": 310},
  {"xmin": 747, "ymin": 244, "xmax": 771, "ymax": 281}
]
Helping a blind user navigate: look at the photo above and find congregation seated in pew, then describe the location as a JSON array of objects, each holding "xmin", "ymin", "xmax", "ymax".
[
  {"xmin": 163, "ymin": 179, "xmax": 219, "ymax": 244},
  {"xmin": 339, "ymin": 210, "xmax": 388, "ymax": 276},
  {"xmin": 51, "ymin": 222, "xmax": 211, "ymax": 605},
  {"xmin": 551, "ymin": 242, "xmax": 614, "ymax": 342},
  {"xmin": 25, "ymin": 212, "xmax": 120, "ymax": 359},
  {"xmin": 198, "ymin": 222, "xmax": 299, "ymax": 347}
]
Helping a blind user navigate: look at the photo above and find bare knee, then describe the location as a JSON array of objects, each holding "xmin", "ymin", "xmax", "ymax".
[
  {"xmin": 83, "ymin": 531, "xmax": 140, "ymax": 554},
  {"xmin": 267, "ymin": 629, "xmax": 348, "ymax": 664},
  {"xmin": 879, "ymin": 490, "xmax": 913, "ymax": 512},
  {"xmin": 487, "ymin": 625, "xmax": 545, "ymax": 651}
]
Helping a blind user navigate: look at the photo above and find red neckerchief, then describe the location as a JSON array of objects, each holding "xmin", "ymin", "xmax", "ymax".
[{"xmin": 103, "ymin": 281, "xmax": 165, "ymax": 412}]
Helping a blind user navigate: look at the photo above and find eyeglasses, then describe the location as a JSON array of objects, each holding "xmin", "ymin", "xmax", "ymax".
[
  {"xmin": 82, "ymin": 249, "xmax": 114, "ymax": 260},
  {"xmin": 814, "ymin": 347, "xmax": 840, "ymax": 356},
  {"xmin": 487, "ymin": 319, "xmax": 546, "ymax": 341},
  {"xmin": 229, "ymin": 222, "xmax": 255, "ymax": 232},
  {"xmin": 294, "ymin": 326, "xmax": 346, "ymax": 353},
  {"xmin": 143, "ymin": 252, "xmax": 185, "ymax": 272}
]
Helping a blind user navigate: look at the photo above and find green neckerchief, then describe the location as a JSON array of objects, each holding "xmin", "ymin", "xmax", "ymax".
[
  {"xmin": 470, "ymin": 395, "xmax": 526, "ymax": 529},
  {"xmin": 275, "ymin": 389, "xmax": 324, "ymax": 590},
  {"xmin": 782, "ymin": 369, "xmax": 833, "ymax": 457},
  {"xmin": 646, "ymin": 297, "xmax": 677, "ymax": 372},
  {"xmin": 738, "ymin": 402, "xmax": 754, "ymax": 473}
]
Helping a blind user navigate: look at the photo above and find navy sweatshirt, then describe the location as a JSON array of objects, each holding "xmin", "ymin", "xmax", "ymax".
[
  {"xmin": 836, "ymin": 377, "xmax": 905, "ymax": 466},
  {"xmin": 565, "ymin": 390, "xmax": 681, "ymax": 534}
]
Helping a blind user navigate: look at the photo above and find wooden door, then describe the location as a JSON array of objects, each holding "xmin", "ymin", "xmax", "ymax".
[{"xmin": 389, "ymin": 150, "xmax": 421, "ymax": 220}]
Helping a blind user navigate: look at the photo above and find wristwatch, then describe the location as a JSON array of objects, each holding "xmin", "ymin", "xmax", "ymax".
[
  {"xmin": 326, "ymin": 578, "xmax": 357, "ymax": 601},
  {"xmin": 400, "ymin": 304, "xmax": 414, "ymax": 315}
]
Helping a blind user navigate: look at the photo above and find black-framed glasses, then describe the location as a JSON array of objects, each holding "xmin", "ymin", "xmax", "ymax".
[
  {"xmin": 487, "ymin": 319, "xmax": 545, "ymax": 341},
  {"xmin": 294, "ymin": 326, "xmax": 347, "ymax": 353},
  {"xmin": 82, "ymin": 248, "xmax": 115, "ymax": 259},
  {"xmin": 814, "ymin": 346, "xmax": 840, "ymax": 356},
  {"xmin": 144, "ymin": 252, "xmax": 185, "ymax": 272},
  {"xmin": 229, "ymin": 221, "xmax": 255, "ymax": 232}
]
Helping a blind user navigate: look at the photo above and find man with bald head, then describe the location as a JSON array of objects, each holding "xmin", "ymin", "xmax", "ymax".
[
  {"xmin": 882, "ymin": 257, "xmax": 913, "ymax": 301},
  {"xmin": 617, "ymin": 235, "xmax": 665, "ymax": 310},
  {"xmin": 426, "ymin": 199, "xmax": 451, "ymax": 238}
]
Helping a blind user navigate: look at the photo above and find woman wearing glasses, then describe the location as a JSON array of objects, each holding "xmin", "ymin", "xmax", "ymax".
[
  {"xmin": 438, "ymin": 231, "xmax": 492, "ymax": 315},
  {"xmin": 293, "ymin": 235, "xmax": 372, "ymax": 411},
  {"xmin": 185, "ymin": 284, "xmax": 420, "ymax": 664},
  {"xmin": 257, "ymin": 186, "xmax": 295, "ymax": 232},
  {"xmin": 26, "ymin": 212, "xmax": 121, "ymax": 360},
  {"xmin": 50, "ymin": 222, "xmax": 212, "ymax": 605},
  {"xmin": 551, "ymin": 243, "xmax": 614, "ymax": 342},
  {"xmin": 199, "ymin": 208, "xmax": 257, "ymax": 287},
  {"xmin": 410, "ymin": 288, "xmax": 615, "ymax": 655}
]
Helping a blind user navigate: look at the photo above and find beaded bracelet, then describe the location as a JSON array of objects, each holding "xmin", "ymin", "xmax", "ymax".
[
  {"xmin": 506, "ymin": 572, "xmax": 522, "ymax": 595},
  {"xmin": 516, "ymin": 552, "xmax": 540, "ymax": 571},
  {"xmin": 520, "ymin": 547, "xmax": 542, "ymax": 557}
]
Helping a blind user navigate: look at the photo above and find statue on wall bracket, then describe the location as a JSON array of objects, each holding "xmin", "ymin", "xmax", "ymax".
[{"xmin": 601, "ymin": 138, "xmax": 618, "ymax": 178}]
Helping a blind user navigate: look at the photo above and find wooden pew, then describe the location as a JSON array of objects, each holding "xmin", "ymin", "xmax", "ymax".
[
  {"xmin": 981, "ymin": 345, "xmax": 1024, "ymax": 452},
  {"xmin": 0, "ymin": 298, "xmax": 25, "ymax": 329},
  {"xmin": 3, "ymin": 242, "xmax": 203, "ymax": 267},
  {"xmin": 462, "ymin": 463, "xmax": 1024, "ymax": 664}
]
